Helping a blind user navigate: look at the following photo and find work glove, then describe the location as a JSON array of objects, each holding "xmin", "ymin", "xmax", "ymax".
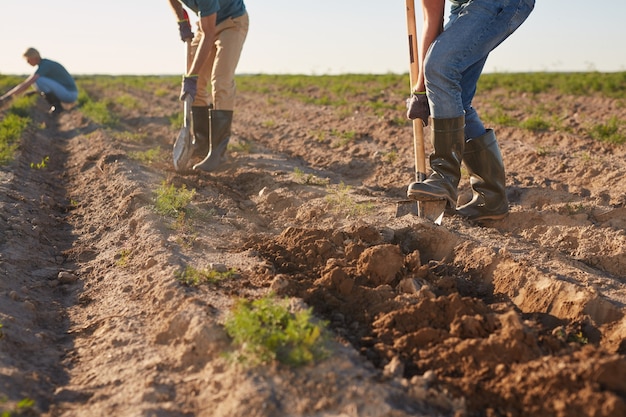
[
  {"xmin": 180, "ymin": 75, "xmax": 198, "ymax": 102},
  {"xmin": 406, "ymin": 92, "xmax": 430, "ymax": 125},
  {"xmin": 178, "ymin": 19, "xmax": 194, "ymax": 41},
  {"xmin": 178, "ymin": 9, "xmax": 193, "ymax": 41}
]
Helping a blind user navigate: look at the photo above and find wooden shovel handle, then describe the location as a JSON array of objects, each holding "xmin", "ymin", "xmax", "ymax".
[{"xmin": 406, "ymin": 0, "xmax": 427, "ymax": 182}]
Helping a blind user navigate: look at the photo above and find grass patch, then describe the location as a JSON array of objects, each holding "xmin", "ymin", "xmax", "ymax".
[
  {"xmin": 0, "ymin": 397, "xmax": 35, "ymax": 417},
  {"xmin": 224, "ymin": 294, "xmax": 330, "ymax": 367},
  {"xmin": 128, "ymin": 147, "xmax": 164, "ymax": 165},
  {"xmin": 0, "ymin": 95, "xmax": 37, "ymax": 164},
  {"xmin": 587, "ymin": 116, "xmax": 624, "ymax": 144},
  {"xmin": 175, "ymin": 265, "xmax": 237, "ymax": 286},
  {"xmin": 293, "ymin": 167, "xmax": 329, "ymax": 186},
  {"xmin": 154, "ymin": 181, "xmax": 196, "ymax": 217},
  {"xmin": 521, "ymin": 115, "xmax": 551, "ymax": 131},
  {"xmin": 325, "ymin": 182, "xmax": 375, "ymax": 217}
]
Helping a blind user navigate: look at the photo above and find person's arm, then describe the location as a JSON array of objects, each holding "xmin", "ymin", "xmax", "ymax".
[
  {"xmin": 414, "ymin": 0, "xmax": 445, "ymax": 92},
  {"xmin": 168, "ymin": 0, "xmax": 187, "ymax": 21},
  {"xmin": 0, "ymin": 73, "xmax": 39, "ymax": 101},
  {"xmin": 169, "ymin": 0, "xmax": 194, "ymax": 42}
]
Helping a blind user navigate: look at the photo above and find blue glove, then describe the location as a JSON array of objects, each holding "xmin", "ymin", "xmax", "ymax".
[
  {"xmin": 178, "ymin": 19, "xmax": 194, "ymax": 41},
  {"xmin": 406, "ymin": 92, "xmax": 430, "ymax": 125},
  {"xmin": 180, "ymin": 75, "xmax": 198, "ymax": 102}
]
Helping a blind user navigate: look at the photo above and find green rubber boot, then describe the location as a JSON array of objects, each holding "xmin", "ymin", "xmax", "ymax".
[
  {"xmin": 191, "ymin": 106, "xmax": 209, "ymax": 158},
  {"xmin": 193, "ymin": 110, "xmax": 233, "ymax": 172},
  {"xmin": 456, "ymin": 129, "xmax": 509, "ymax": 221},
  {"xmin": 407, "ymin": 115, "xmax": 465, "ymax": 207}
]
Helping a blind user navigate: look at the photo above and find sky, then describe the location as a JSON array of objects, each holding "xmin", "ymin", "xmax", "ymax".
[{"xmin": 0, "ymin": 1, "xmax": 624, "ymax": 77}]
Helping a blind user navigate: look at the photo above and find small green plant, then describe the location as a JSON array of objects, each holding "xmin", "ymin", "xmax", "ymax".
[
  {"xmin": 0, "ymin": 111, "xmax": 31, "ymax": 164},
  {"xmin": 228, "ymin": 140, "xmax": 253, "ymax": 154},
  {"xmin": 382, "ymin": 150, "xmax": 399, "ymax": 164},
  {"xmin": 115, "ymin": 249, "xmax": 131, "ymax": 267},
  {"xmin": 30, "ymin": 156, "xmax": 49, "ymax": 169},
  {"xmin": 224, "ymin": 294, "xmax": 329, "ymax": 367},
  {"xmin": 535, "ymin": 146, "xmax": 552, "ymax": 156},
  {"xmin": 111, "ymin": 131, "xmax": 148, "ymax": 143},
  {"xmin": 521, "ymin": 115, "xmax": 551, "ymax": 131},
  {"xmin": 588, "ymin": 116, "xmax": 624, "ymax": 144},
  {"xmin": 128, "ymin": 148, "xmax": 163, "ymax": 164},
  {"xmin": 154, "ymin": 181, "xmax": 196, "ymax": 217},
  {"xmin": 261, "ymin": 119, "xmax": 276, "ymax": 128},
  {"xmin": 325, "ymin": 182, "xmax": 375, "ymax": 217},
  {"xmin": 114, "ymin": 94, "xmax": 140, "ymax": 110},
  {"xmin": 78, "ymin": 91, "xmax": 119, "ymax": 127},
  {"xmin": 561, "ymin": 203, "xmax": 585, "ymax": 216},
  {"xmin": 1, "ymin": 397, "xmax": 35, "ymax": 417},
  {"xmin": 293, "ymin": 167, "xmax": 329, "ymax": 186},
  {"xmin": 175, "ymin": 265, "xmax": 237, "ymax": 286},
  {"xmin": 331, "ymin": 129, "xmax": 357, "ymax": 147},
  {"xmin": 0, "ymin": 322, "xmax": 4, "ymax": 339}
]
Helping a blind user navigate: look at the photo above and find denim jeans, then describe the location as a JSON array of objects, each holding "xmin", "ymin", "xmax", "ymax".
[
  {"xmin": 35, "ymin": 77, "xmax": 78, "ymax": 103},
  {"xmin": 424, "ymin": 0, "xmax": 535, "ymax": 139}
]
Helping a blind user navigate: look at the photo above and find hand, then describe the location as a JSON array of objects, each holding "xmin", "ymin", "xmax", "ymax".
[
  {"xmin": 180, "ymin": 75, "xmax": 198, "ymax": 101},
  {"xmin": 178, "ymin": 19, "xmax": 194, "ymax": 42},
  {"xmin": 406, "ymin": 92, "xmax": 430, "ymax": 125}
]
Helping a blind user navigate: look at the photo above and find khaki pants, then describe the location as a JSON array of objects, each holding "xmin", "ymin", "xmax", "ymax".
[{"xmin": 188, "ymin": 13, "xmax": 249, "ymax": 110}]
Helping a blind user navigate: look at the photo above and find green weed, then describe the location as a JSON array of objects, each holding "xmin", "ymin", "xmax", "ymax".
[
  {"xmin": 30, "ymin": 156, "xmax": 49, "ymax": 169},
  {"xmin": 154, "ymin": 182, "xmax": 196, "ymax": 217},
  {"xmin": 77, "ymin": 90, "xmax": 118, "ymax": 127},
  {"xmin": 111, "ymin": 131, "xmax": 148, "ymax": 143},
  {"xmin": 228, "ymin": 140, "xmax": 253, "ymax": 154},
  {"xmin": 0, "ymin": 397, "xmax": 35, "ymax": 417},
  {"xmin": 0, "ymin": 95, "xmax": 36, "ymax": 164},
  {"xmin": 325, "ymin": 182, "xmax": 375, "ymax": 217},
  {"xmin": 261, "ymin": 119, "xmax": 276, "ymax": 128},
  {"xmin": 587, "ymin": 116, "xmax": 624, "ymax": 144},
  {"xmin": 128, "ymin": 147, "xmax": 164, "ymax": 165},
  {"xmin": 293, "ymin": 167, "xmax": 329, "ymax": 186},
  {"xmin": 0, "ymin": 113, "xmax": 29, "ymax": 164},
  {"xmin": 224, "ymin": 294, "xmax": 330, "ymax": 367},
  {"xmin": 175, "ymin": 265, "xmax": 237, "ymax": 286},
  {"xmin": 115, "ymin": 249, "xmax": 132, "ymax": 267},
  {"xmin": 521, "ymin": 115, "xmax": 551, "ymax": 131},
  {"xmin": 114, "ymin": 94, "xmax": 140, "ymax": 110}
]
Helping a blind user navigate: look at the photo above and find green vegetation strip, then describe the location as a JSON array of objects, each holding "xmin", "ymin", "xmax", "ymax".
[
  {"xmin": 0, "ymin": 94, "xmax": 37, "ymax": 165},
  {"xmin": 225, "ymin": 295, "xmax": 329, "ymax": 367}
]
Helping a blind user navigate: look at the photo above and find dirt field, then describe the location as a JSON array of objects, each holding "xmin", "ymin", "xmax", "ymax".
[{"xmin": 1, "ymin": 74, "xmax": 625, "ymax": 417}]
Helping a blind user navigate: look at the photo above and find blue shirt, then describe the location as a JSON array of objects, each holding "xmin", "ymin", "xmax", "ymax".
[
  {"xmin": 35, "ymin": 59, "xmax": 77, "ymax": 93},
  {"xmin": 179, "ymin": 0, "xmax": 246, "ymax": 24}
]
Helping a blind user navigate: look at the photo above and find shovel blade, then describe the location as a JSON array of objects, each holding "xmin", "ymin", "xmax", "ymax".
[
  {"xmin": 173, "ymin": 126, "xmax": 193, "ymax": 172},
  {"xmin": 173, "ymin": 96, "xmax": 194, "ymax": 172},
  {"xmin": 395, "ymin": 199, "xmax": 447, "ymax": 225}
]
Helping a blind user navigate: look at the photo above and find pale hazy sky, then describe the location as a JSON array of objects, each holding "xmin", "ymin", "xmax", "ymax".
[{"xmin": 0, "ymin": 1, "xmax": 624, "ymax": 76}]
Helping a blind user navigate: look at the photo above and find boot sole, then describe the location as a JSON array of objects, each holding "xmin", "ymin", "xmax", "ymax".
[
  {"xmin": 461, "ymin": 212, "xmax": 508, "ymax": 222},
  {"xmin": 407, "ymin": 189, "xmax": 452, "ymax": 206}
]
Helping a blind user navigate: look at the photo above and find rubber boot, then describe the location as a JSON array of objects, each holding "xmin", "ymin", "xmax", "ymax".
[
  {"xmin": 193, "ymin": 109, "xmax": 233, "ymax": 172},
  {"xmin": 191, "ymin": 106, "xmax": 210, "ymax": 158},
  {"xmin": 456, "ymin": 129, "xmax": 509, "ymax": 221},
  {"xmin": 407, "ymin": 116, "xmax": 465, "ymax": 207},
  {"xmin": 41, "ymin": 92, "xmax": 63, "ymax": 115}
]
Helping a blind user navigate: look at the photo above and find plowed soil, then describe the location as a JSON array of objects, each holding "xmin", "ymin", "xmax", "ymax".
[{"xmin": 1, "ymin": 75, "xmax": 625, "ymax": 417}]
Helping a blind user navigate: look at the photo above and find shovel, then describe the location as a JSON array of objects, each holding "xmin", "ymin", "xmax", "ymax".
[
  {"xmin": 173, "ymin": 40, "xmax": 194, "ymax": 172},
  {"xmin": 395, "ymin": 0, "xmax": 446, "ymax": 223}
]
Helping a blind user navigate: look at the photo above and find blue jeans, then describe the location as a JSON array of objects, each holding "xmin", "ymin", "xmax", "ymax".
[
  {"xmin": 424, "ymin": 0, "xmax": 535, "ymax": 139},
  {"xmin": 35, "ymin": 77, "xmax": 78, "ymax": 103}
]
